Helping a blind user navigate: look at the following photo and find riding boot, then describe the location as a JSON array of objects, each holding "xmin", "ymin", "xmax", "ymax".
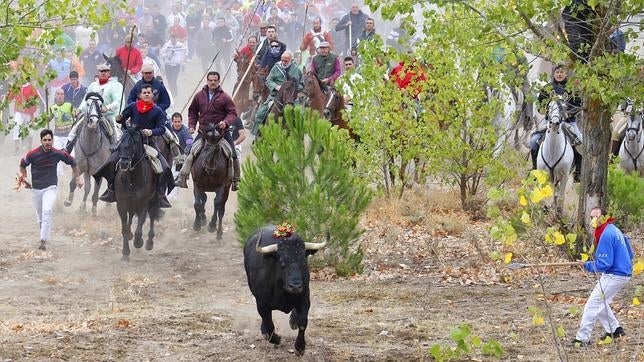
[
  {"xmin": 170, "ymin": 143, "xmax": 185, "ymax": 164},
  {"xmin": 610, "ymin": 140, "xmax": 621, "ymax": 159},
  {"xmin": 573, "ymin": 149, "xmax": 582, "ymax": 183},
  {"xmin": 174, "ymin": 153, "xmax": 193, "ymax": 188},
  {"xmin": 530, "ymin": 149, "xmax": 538, "ymax": 170},
  {"xmin": 232, "ymin": 158, "xmax": 241, "ymax": 191},
  {"xmin": 99, "ymin": 180, "xmax": 117, "ymax": 202},
  {"xmin": 157, "ymin": 180, "xmax": 172, "ymax": 208},
  {"xmin": 107, "ymin": 133, "xmax": 117, "ymax": 151}
]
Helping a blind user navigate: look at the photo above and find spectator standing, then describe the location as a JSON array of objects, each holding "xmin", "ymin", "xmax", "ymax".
[
  {"xmin": 335, "ymin": 3, "xmax": 368, "ymax": 54},
  {"xmin": 80, "ymin": 39, "xmax": 103, "ymax": 85},
  {"xmin": 160, "ymin": 34, "xmax": 188, "ymax": 96},
  {"xmin": 61, "ymin": 71, "xmax": 87, "ymax": 108},
  {"xmin": 212, "ymin": 17, "xmax": 234, "ymax": 74}
]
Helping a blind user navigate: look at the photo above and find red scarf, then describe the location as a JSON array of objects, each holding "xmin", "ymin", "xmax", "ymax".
[
  {"xmin": 594, "ymin": 218, "xmax": 615, "ymax": 247},
  {"xmin": 136, "ymin": 99, "xmax": 154, "ymax": 114},
  {"xmin": 98, "ymin": 77, "xmax": 109, "ymax": 85}
]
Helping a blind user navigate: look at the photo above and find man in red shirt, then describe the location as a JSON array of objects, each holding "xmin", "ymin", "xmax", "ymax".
[
  {"xmin": 300, "ymin": 17, "xmax": 333, "ymax": 57},
  {"xmin": 115, "ymin": 34, "xmax": 143, "ymax": 76}
]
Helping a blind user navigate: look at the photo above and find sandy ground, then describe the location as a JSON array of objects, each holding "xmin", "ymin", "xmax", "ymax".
[{"xmin": 0, "ymin": 58, "xmax": 642, "ymax": 361}]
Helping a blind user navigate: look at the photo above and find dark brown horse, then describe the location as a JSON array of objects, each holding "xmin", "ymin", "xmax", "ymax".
[
  {"xmin": 112, "ymin": 127, "xmax": 159, "ymax": 261},
  {"xmin": 104, "ymin": 53, "xmax": 136, "ymax": 99},
  {"xmin": 268, "ymin": 77, "xmax": 299, "ymax": 125},
  {"xmin": 191, "ymin": 123, "xmax": 232, "ymax": 239},
  {"xmin": 302, "ymin": 72, "xmax": 357, "ymax": 140}
]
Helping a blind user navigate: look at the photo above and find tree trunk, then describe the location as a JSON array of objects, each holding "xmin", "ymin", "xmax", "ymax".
[{"xmin": 576, "ymin": 97, "xmax": 611, "ymax": 252}]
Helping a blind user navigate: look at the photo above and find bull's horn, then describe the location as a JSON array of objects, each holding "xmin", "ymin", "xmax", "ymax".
[
  {"xmin": 255, "ymin": 232, "xmax": 278, "ymax": 254},
  {"xmin": 304, "ymin": 231, "xmax": 330, "ymax": 250}
]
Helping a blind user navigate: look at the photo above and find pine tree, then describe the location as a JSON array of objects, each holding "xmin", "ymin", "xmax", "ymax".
[{"xmin": 235, "ymin": 106, "xmax": 372, "ymax": 275}]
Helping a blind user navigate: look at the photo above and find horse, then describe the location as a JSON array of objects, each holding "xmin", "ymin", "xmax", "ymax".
[
  {"xmin": 619, "ymin": 107, "xmax": 643, "ymax": 176},
  {"xmin": 303, "ymin": 72, "xmax": 357, "ymax": 140},
  {"xmin": 268, "ymin": 77, "xmax": 299, "ymax": 126},
  {"xmin": 64, "ymin": 92, "xmax": 111, "ymax": 215},
  {"xmin": 537, "ymin": 99, "xmax": 574, "ymax": 215},
  {"xmin": 232, "ymin": 56, "xmax": 256, "ymax": 118},
  {"xmin": 190, "ymin": 123, "xmax": 232, "ymax": 240},
  {"xmin": 113, "ymin": 127, "xmax": 159, "ymax": 261}
]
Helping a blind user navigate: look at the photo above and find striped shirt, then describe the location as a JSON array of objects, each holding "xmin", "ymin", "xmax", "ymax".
[{"xmin": 20, "ymin": 146, "xmax": 76, "ymax": 189}]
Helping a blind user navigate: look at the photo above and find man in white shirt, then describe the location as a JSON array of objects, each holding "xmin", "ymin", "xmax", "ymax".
[{"xmin": 159, "ymin": 33, "xmax": 188, "ymax": 96}]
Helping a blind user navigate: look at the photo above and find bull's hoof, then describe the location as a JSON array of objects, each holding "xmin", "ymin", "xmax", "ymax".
[
  {"xmin": 64, "ymin": 199, "xmax": 72, "ymax": 207},
  {"xmin": 294, "ymin": 339, "xmax": 306, "ymax": 355},
  {"xmin": 193, "ymin": 221, "xmax": 202, "ymax": 232},
  {"xmin": 121, "ymin": 255, "xmax": 129, "ymax": 262},
  {"xmin": 208, "ymin": 222, "xmax": 216, "ymax": 233},
  {"xmin": 145, "ymin": 240, "xmax": 154, "ymax": 251},
  {"xmin": 289, "ymin": 310, "xmax": 298, "ymax": 330},
  {"xmin": 133, "ymin": 237, "xmax": 143, "ymax": 249},
  {"xmin": 263, "ymin": 333, "xmax": 281, "ymax": 345}
]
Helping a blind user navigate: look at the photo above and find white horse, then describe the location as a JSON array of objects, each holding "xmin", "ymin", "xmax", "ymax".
[
  {"xmin": 619, "ymin": 107, "xmax": 643, "ymax": 176},
  {"xmin": 537, "ymin": 99, "xmax": 574, "ymax": 215}
]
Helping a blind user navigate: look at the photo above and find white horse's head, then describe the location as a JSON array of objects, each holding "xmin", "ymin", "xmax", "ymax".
[
  {"xmin": 84, "ymin": 92, "xmax": 105, "ymax": 129},
  {"xmin": 625, "ymin": 108, "xmax": 642, "ymax": 142},
  {"xmin": 547, "ymin": 99, "xmax": 566, "ymax": 133}
]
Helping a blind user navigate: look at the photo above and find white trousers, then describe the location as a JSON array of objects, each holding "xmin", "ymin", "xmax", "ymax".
[
  {"xmin": 12, "ymin": 112, "xmax": 33, "ymax": 140},
  {"xmin": 32, "ymin": 185, "xmax": 58, "ymax": 242},
  {"xmin": 576, "ymin": 273, "xmax": 631, "ymax": 342},
  {"xmin": 53, "ymin": 135, "xmax": 69, "ymax": 176}
]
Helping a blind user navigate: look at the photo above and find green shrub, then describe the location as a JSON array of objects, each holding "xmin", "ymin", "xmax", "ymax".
[
  {"xmin": 607, "ymin": 164, "xmax": 644, "ymax": 226},
  {"xmin": 234, "ymin": 106, "xmax": 372, "ymax": 275}
]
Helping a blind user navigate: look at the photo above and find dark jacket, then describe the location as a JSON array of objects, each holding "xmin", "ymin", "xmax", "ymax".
[
  {"xmin": 259, "ymin": 41, "xmax": 286, "ymax": 71},
  {"xmin": 120, "ymin": 102, "xmax": 166, "ymax": 136},
  {"xmin": 537, "ymin": 78, "xmax": 582, "ymax": 123},
  {"xmin": 188, "ymin": 86, "xmax": 237, "ymax": 129},
  {"xmin": 61, "ymin": 83, "xmax": 87, "ymax": 108},
  {"xmin": 127, "ymin": 78, "xmax": 172, "ymax": 111},
  {"xmin": 335, "ymin": 11, "xmax": 368, "ymax": 48}
]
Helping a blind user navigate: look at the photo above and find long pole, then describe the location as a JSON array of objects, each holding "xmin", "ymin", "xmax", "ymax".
[
  {"xmin": 118, "ymin": 25, "xmax": 136, "ymax": 115},
  {"xmin": 221, "ymin": 0, "xmax": 266, "ymax": 85}
]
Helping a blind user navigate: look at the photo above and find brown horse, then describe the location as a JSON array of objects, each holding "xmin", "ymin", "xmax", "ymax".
[
  {"xmin": 191, "ymin": 123, "xmax": 232, "ymax": 240},
  {"xmin": 268, "ymin": 77, "xmax": 299, "ymax": 127},
  {"xmin": 233, "ymin": 56, "xmax": 256, "ymax": 116},
  {"xmin": 302, "ymin": 72, "xmax": 357, "ymax": 140}
]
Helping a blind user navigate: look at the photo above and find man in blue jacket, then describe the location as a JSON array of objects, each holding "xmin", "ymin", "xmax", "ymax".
[
  {"xmin": 95, "ymin": 84, "xmax": 174, "ymax": 207},
  {"xmin": 572, "ymin": 207, "xmax": 634, "ymax": 346}
]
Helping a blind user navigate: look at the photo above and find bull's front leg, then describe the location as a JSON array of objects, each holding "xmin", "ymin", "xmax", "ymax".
[
  {"xmin": 293, "ymin": 302, "xmax": 310, "ymax": 355},
  {"xmin": 257, "ymin": 304, "xmax": 280, "ymax": 345}
]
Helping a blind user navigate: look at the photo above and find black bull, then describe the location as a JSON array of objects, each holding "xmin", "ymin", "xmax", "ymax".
[{"xmin": 243, "ymin": 226, "xmax": 327, "ymax": 355}]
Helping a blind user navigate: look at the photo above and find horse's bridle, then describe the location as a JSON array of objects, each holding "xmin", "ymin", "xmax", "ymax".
[
  {"xmin": 116, "ymin": 131, "xmax": 146, "ymax": 172},
  {"xmin": 623, "ymin": 111, "xmax": 643, "ymax": 171}
]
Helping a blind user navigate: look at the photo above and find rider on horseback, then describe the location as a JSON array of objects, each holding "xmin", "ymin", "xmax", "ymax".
[
  {"xmin": 65, "ymin": 63, "xmax": 120, "ymax": 152},
  {"xmin": 174, "ymin": 71, "xmax": 240, "ymax": 191},
  {"xmin": 96, "ymin": 84, "xmax": 174, "ymax": 207},
  {"xmin": 127, "ymin": 63, "xmax": 184, "ymax": 163},
  {"xmin": 529, "ymin": 64, "xmax": 583, "ymax": 182},
  {"xmin": 253, "ymin": 51, "xmax": 304, "ymax": 135},
  {"xmin": 310, "ymin": 41, "xmax": 341, "ymax": 93}
]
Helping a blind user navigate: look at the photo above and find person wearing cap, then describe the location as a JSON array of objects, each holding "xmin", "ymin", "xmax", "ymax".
[
  {"xmin": 300, "ymin": 17, "xmax": 333, "ymax": 57},
  {"xmin": 530, "ymin": 63, "xmax": 583, "ymax": 182},
  {"xmin": 253, "ymin": 51, "xmax": 303, "ymax": 136},
  {"xmin": 61, "ymin": 71, "xmax": 87, "ymax": 108},
  {"xmin": 115, "ymin": 34, "xmax": 143, "ymax": 76},
  {"xmin": 310, "ymin": 41, "xmax": 341, "ymax": 93},
  {"xmin": 66, "ymin": 63, "xmax": 122, "ymax": 153}
]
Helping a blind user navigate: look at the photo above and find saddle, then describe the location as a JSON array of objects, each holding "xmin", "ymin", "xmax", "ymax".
[{"xmin": 143, "ymin": 144, "xmax": 163, "ymax": 174}]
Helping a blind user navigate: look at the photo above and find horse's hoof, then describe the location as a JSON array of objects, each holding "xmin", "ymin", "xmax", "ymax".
[
  {"xmin": 208, "ymin": 223, "xmax": 216, "ymax": 233},
  {"xmin": 121, "ymin": 255, "xmax": 129, "ymax": 262},
  {"xmin": 217, "ymin": 233, "xmax": 223, "ymax": 240},
  {"xmin": 64, "ymin": 200, "xmax": 72, "ymax": 207},
  {"xmin": 133, "ymin": 237, "xmax": 143, "ymax": 249},
  {"xmin": 193, "ymin": 222, "xmax": 201, "ymax": 232},
  {"xmin": 145, "ymin": 241, "xmax": 153, "ymax": 251}
]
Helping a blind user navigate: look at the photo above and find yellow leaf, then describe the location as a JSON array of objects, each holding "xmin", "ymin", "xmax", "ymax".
[
  {"xmin": 633, "ymin": 261, "xmax": 644, "ymax": 276},
  {"xmin": 530, "ymin": 169, "xmax": 549, "ymax": 185},
  {"xmin": 633, "ymin": 297, "xmax": 641, "ymax": 306},
  {"xmin": 556, "ymin": 326, "xmax": 565, "ymax": 337},
  {"xmin": 532, "ymin": 315, "xmax": 544, "ymax": 326},
  {"xmin": 519, "ymin": 195, "xmax": 528, "ymax": 206},
  {"xmin": 504, "ymin": 252, "xmax": 513, "ymax": 264},
  {"xmin": 520, "ymin": 211, "xmax": 531, "ymax": 224},
  {"xmin": 580, "ymin": 253, "xmax": 589, "ymax": 262},
  {"xmin": 553, "ymin": 232, "xmax": 566, "ymax": 246}
]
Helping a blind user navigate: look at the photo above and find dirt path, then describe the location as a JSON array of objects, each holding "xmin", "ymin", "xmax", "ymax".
[{"xmin": 0, "ymin": 61, "xmax": 642, "ymax": 361}]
